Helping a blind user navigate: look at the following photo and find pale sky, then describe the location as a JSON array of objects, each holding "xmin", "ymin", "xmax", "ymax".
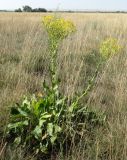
[{"xmin": 0, "ymin": 0, "xmax": 127, "ymax": 11}]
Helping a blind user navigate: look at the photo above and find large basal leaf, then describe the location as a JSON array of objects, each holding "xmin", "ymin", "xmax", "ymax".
[
  {"xmin": 8, "ymin": 120, "xmax": 29, "ymax": 130},
  {"xmin": 17, "ymin": 108, "xmax": 28, "ymax": 117}
]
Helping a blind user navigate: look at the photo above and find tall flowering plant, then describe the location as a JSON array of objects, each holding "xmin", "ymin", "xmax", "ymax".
[
  {"xmin": 6, "ymin": 16, "xmax": 106, "ymax": 156},
  {"xmin": 42, "ymin": 15, "xmax": 76, "ymax": 75}
]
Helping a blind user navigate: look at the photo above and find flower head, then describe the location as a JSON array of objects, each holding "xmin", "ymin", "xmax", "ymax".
[
  {"xmin": 100, "ymin": 38, "xmax": 122, "ymax": 59},
  {"xmin": 42, "ymin": 15, "xmax": 76, "ymax": 41}
]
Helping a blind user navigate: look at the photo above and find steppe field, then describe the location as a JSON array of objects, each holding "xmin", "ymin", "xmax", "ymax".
[{"xmin": 0, "ymin": 12, "xmax": 127, "ymax": 160}]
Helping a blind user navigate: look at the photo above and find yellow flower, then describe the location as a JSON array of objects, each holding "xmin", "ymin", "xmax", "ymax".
[
  {"xmin": 100, "ymin": 38, "xmax": 122, "ymax": 59},
  {"xmin": 42, "ymin": 15, "xmax": 76, "ymax": 41},
  {"xmin": 42, "ymin": 15, "xmax": 54, "ymax": 27}
]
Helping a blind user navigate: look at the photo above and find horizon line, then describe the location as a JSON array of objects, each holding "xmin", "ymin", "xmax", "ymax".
[{"xmin": 0, "ymin": 8, "xmax": 127, "ymax": 12}]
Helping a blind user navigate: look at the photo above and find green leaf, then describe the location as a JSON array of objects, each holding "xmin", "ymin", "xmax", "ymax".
[
  {"xmin": 14, "ymin": 136, "xmax": 21, "ymax": 145},
  {"xmin": 39, "ymin": 119, "xmax": 46, "ymax": 127},
  {"xmin": 54, "ymin": 125, "xmax": 62, "ymax": 134},
  {"xmin": 41, "ymin": 113, "xmax": 52, "ymax": 119},
  {"xmin": 53, "ymin": 84, "xmax": 59, "ymax": 97},
  {"xmin": 8, "ymin": 120, "xmax": 28, "ymax": 129},
  {"xmin": 39, "ymin": 143, "xmax": 47, "ymax": 153},
  {"xmin": 53, "ymin": 84, "xmax": 58, "ymax": 91},
  {"xmin": 22, "ymin": 97, "xmax": 31, "ymax": 110},
  {"xmin": 50, "ymin": 135, "xmax": 57, "ymax": 144},
  {"xmin": 68, "ymin": 103, "xmax": 75, "ymax": 113},
  {"xmin": 17, "ymin": 108, "xmax": 28, "ymax": 117},
  {"xmin": 33, "ymin": 125, "xmax": 42, "ymax": 139},
  {"xmin": 47, "ymin": 123, "xmax": 53, "ymax": 136},
  {"xmin": 56, "ymin": 98, "xmax": 65, "ymax": 106},
  {"xmin": 33, "ymin": 101, "xmax": 41, "ymax": 116}
]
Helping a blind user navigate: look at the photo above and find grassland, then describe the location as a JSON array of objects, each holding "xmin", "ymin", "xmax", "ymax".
[{"xmin": 0, "ymin": 12, "xmax": 127, "ymax": 159}]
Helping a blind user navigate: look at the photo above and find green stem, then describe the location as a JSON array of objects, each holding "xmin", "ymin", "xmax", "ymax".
[{"xmin": 72, "ymin": 62, "xmax": 101, "ymax": 108}]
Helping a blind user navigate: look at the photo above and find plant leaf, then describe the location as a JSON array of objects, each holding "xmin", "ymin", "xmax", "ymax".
[
  {"xmin": 39, "ymin": 119, "xmax": 46, "ymax": 127},
  {"xmin": 8, "ymin": 120, "xmax": 28, "ymax": 129},
  {"xmin": 47, "ymin": 123, "xmax": 53, "ymax": 136},
  {"xmin": 14, "ymin": 136, "xmax": 21, "ymax": 146},
  {"xmin": 33, "ymin": 125, "xmax": 42, "ymax": 139},
  {"xmin": 17, "ymin": 108, "xmax": 28, "ymax": 117},
  {"xmin": 54, "ymin": 125, "xmax": 62, "ymax": 134},
  {"xmin": 50, "ymin": 135, "xmax": 57, "ymax": 144},
  {"xmin": 41, "ymin": 113, "xmax": 52, "ymax": 119}
]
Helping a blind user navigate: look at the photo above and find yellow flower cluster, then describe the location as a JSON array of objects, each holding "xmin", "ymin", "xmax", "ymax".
[
  {"xmin": 100, "ymin": 38, "xmax": 121, "ymax": 59},
  {"xmin": 42, "ymin": 15, "xmax": 76, "ymax": 41}
]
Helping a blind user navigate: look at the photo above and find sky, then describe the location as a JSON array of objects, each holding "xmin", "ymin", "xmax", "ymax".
[{"xmin": 0, "ymin": 0, "xmax": 127, "ymax": 11}]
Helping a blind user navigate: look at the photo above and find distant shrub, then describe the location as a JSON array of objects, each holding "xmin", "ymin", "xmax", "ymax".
[
  {"xmin": 19, "ymin": 6, "xmax": 47, "ymax": 12},
  {"xmin": 15, "ymin": 8, "xmax": 22, "ymax": 12},
  {"xmin": 100, "ymin": 38, "xmax": 121, "ymax": 59},
  {"xmin": 23, "ymin": 5, "xmax": 32, "ymax": 12},
  {"xmin": 32, "ymin": 8, "xmax": 47, "ymax": 12}
]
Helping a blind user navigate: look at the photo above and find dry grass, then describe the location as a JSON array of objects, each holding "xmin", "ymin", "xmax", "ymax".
[{"xmin": 0, "ymin": 12, "xmax": 127, "ymax": 159}]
